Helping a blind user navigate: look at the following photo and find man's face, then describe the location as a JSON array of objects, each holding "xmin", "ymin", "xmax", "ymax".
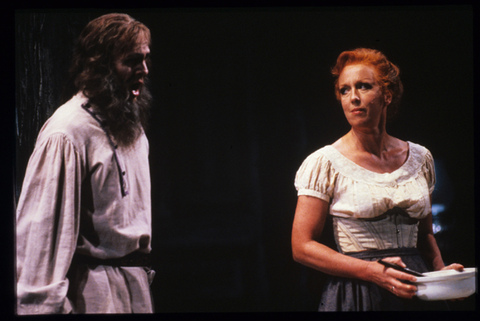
[{"xmin": 114, "ymin": 39, "xmax": 150, "ymax": 102}]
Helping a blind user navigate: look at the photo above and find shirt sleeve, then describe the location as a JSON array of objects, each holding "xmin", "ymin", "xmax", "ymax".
[
  {"xmin": 423, "ymin": 149, "xmax": 436, "ymax": 194},
  {"xmin": 294, "ymin": 151, "xmax": 336, "ymax": 202},
  {"xmin": 16, "ymin": 133, "xmax": 82, "ymax": 314}
]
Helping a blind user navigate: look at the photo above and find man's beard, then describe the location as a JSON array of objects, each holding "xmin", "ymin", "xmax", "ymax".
[{"xmin": 88, "ymin": 73, "xmax": 152, "ymax": 147}]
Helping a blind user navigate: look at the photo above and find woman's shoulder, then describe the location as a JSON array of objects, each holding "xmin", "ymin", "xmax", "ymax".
[
  {"xmin": 296, "ymin": 144, "xmax": 345, "ymax": 179},
  {"xmin": 302, "ymin": 144, "xmax": 338, "ymax": 163},
  {"xmin": 405, "ymin": 141, "xmax": 434, "ymax": 172},
  {"xmin": 407, "ymin": 140, "xmax": 430, "ymax": 154}
]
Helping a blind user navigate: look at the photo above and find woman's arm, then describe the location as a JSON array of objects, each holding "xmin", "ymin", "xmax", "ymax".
[
  {"xmin": 417, "ymin": 198, "xmax": 464, "ymax": 272},
  {"xmin": 417, "ymin": 212, "xmax": 446, "ymax": 271},
  {"xmin": 291, "ymin": 195, "xmax": 418, "ymax": 299}
]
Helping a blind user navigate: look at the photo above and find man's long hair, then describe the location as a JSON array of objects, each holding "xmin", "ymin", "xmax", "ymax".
[{"xmin": 62, "ymin": 13, "xmax": 152, "ymax": 147}]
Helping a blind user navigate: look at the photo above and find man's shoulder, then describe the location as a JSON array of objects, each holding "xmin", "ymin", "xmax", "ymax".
[{"xmin": 36, "ymin": 94, "xmax": 100, "ymax": 146}]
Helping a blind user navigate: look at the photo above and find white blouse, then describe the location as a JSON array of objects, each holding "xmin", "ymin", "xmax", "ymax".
[{"xmin": 294, "ymin": 142, "xmax": 435, "ymax": 253}]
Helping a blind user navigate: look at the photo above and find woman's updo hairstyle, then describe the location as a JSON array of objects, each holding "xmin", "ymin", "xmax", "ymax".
[{"xmin": 331, "ymin": 48, "xmax": 403, "ymax": 121}]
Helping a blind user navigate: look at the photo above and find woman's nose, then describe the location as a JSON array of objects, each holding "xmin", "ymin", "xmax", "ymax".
[{"xmin": 351, "ymin": 88, "xmax": 360, "ymax": 103}]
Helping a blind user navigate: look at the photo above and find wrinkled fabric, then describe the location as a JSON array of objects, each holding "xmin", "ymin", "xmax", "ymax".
[
  {"xmin": 294, "ymin": 142, "xmax": 441, "ymax": 311},
  {"xmin": 294, "ymin": 142, "xmax": 435, "ymax": 253},
  {"xmin": 67, "ymin": 265, "xmax": 154, "ymax": 313},
  {"xmin": 319, "ymin": 249, "xmax": 449, "ymax": 311},
  {"xmin": 332, "ymin": 208, "xmax": 420, "ymax": 253},
  {"xmin": 16, "ymin": 93, "xmax": 153, "ymax": 314}
]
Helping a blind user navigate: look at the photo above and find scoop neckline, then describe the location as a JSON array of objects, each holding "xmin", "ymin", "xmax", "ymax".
[{"xmin": 326, "ymin": 141, "xmax": 412, "ymax": 176}]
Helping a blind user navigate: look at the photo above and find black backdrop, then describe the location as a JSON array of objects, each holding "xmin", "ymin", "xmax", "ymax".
[{"xmin": 14, "ymin": 6, "xmax": 474, "ymax": 312}]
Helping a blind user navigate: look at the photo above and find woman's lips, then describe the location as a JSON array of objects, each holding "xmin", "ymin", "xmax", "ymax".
[{"xmin": 351, "ymin": 108, "xmax": 366, "ymax": 114}]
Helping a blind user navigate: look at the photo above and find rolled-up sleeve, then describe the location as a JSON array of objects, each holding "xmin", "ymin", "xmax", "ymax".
[{"xmin": 16, "ymin": 133, "xmax": 82, "ymax": 314}]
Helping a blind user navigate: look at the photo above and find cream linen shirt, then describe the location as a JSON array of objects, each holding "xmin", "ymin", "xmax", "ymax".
[
  {"xmin": 16, "ymin": 93, "xmax": 152, "ymax": 314},
  {"xmin": 294, "ymin": 142, "xmax": 435, "ymax": 253}
]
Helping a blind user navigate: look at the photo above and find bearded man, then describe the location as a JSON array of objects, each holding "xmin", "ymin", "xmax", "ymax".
[{"xmin": 16, "ymin": 13, "xmax": 155, "ymax": 314}]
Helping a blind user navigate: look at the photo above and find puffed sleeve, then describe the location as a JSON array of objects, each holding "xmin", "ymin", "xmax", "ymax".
[
  {"xmin": 423, "ymin": 150, "xmax": 436, "ymax": 194},
  {"xmin": 16, "ymin": 133, "xmax": 82, "ymax": 314},
  {"xmin": 294, "ymin": 150, "xmax": 336, "ymax": 202}
]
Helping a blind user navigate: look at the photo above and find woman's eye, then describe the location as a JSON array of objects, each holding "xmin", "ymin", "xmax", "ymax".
[
  {"xmin": 358, "ymin": 83, "xmax": 372, "ymax": 90},
  {"xmin": 340, "ymin": 87, "xmax": 349, "ymax": 95}
]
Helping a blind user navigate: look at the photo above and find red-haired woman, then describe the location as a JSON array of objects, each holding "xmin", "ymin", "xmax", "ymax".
[{"xmin": 291, "ymin": 48, "xmax": 464, "ymax": 311}]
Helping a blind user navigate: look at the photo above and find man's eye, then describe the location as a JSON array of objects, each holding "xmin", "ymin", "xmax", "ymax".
[
  {"xmin": 123, "ymin": 57, "xmax": 143, "ymax": 67},
  {"xmin": 127, "ymin": 59, "xmax": 141, "ymax": 66}
]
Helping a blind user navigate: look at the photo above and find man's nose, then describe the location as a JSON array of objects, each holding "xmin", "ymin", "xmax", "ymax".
[
  {"xmin": 140, "ymin": 60, "xmax": 148, "ymax": 75},
  {"xmin": 134, "ymin": 59, "xmax": 148, "ymax": 76}
]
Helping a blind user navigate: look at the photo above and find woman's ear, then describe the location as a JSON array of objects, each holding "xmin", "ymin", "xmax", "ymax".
[{"xmin": 384, "ymin": 91, "xmax": 392, "ymax": 107}]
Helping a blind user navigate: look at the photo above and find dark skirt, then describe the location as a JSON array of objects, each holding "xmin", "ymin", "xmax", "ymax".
[{"xmin": 318, "ymin": 248, "xmax": 450, "ymax": 311}]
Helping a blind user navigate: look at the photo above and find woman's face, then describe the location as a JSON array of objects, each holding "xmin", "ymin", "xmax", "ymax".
[{"xmin": 337, "ymin": 64, "xmax": 391, "ymax": 130}]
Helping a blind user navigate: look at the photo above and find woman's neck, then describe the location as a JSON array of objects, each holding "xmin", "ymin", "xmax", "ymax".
[{"xmin": 348, "ymin": 127, "xmax": 391, "ymax": 158}]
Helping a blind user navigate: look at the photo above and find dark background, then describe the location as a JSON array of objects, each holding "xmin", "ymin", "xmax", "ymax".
[{"xmin": 14, "ymin": 6, "xmax": 474, "ymax": 312}]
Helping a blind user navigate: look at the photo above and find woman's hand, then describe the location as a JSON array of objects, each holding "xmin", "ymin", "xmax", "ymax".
[
  {"xmin": 440, "ymin": 263, "xmax": 466, "ymax": 301},
  {"xmin": 440, "ymin": 263, "xmax": 464, "ymax": 272},
  {"xmin": 293, "ymin": 197, "xmax": 415, "ymax": 299},
  {"xmin": 366, "ymin": 256, "xmax": 418, "ymax": 299}
]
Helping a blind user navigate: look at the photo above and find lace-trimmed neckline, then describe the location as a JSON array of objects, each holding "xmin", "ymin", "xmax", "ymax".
[{"xmin": 322, "ymin": 141, "xmax": 425, "ymax": 184}]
